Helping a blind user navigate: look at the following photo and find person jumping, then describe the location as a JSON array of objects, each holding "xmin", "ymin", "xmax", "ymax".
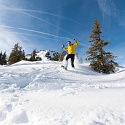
[{"xmin": 62, "ymin": 39, "xmax": 78, "ymax": 70}]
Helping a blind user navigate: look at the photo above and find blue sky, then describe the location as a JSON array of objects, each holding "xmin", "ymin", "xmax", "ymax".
[{"xmin": 0, "ymin": 0, "xmax": 125, "ymax": 65}]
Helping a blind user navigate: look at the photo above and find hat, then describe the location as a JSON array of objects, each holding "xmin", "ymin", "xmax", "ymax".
[{"xmin": 67, "ymin": 41, "xmax": 71, "ymax": 43}]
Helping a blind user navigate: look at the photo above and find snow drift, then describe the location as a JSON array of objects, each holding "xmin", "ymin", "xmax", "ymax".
[{"xmin": 0, "ymin": 59, "xmax": 125, "ymax": 125}]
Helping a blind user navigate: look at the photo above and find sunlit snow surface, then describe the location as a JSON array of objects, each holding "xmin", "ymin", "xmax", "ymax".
[{"xmin": 0, "ymin": 59, "xmax": 125, "ymax": 125}]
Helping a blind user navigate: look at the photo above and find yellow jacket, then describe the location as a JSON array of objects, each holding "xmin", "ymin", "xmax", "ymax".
[{"xmin": 64, "ymin": 41, "xmax": 78, "ymax": 54}]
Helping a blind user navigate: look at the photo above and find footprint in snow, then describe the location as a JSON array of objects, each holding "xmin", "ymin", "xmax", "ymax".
[
  {"xmin": 11, "ymin": 110, "xmax": 29, "ymax": 124},
  {"xmin": 3, "ymin": 103, "xmax": 12, "ymax": 112},
  {"xmin": 10, "ymin": 96, "xmax": 19, "ymax": 102},
  {"xmin": 0, "ymin": 110, "xmax": 7, "ymax": 122}
]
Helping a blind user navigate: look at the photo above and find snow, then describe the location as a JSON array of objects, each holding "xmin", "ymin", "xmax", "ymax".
[
  {"xmin": 36, "ymin": 50, "xmax": 50, "ymax": 61},
  {"xmin": 0, "ymin": 58, "xmax": 125, "ymax": 125}
]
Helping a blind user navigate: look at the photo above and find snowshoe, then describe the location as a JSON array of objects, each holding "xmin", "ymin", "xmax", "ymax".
[{"xmin": 61, "ymin": 65, "xmax": 67, "ymax": 70}]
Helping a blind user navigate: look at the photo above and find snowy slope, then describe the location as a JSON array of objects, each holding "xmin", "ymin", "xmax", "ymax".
[{"xmin": 0, "ymin": 59, "xmax": 125, "ymax": 125}]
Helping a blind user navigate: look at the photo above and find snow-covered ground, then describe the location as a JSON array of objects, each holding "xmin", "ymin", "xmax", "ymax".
[{"xmin": 0, "ymin": 59, "xmax": 125, "ymax": 125}]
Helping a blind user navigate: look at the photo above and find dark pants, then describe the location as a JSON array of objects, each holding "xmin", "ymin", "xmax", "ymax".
[{"xmin": 66, "ymin": 54, "xmax": 75, "ymax": 67}]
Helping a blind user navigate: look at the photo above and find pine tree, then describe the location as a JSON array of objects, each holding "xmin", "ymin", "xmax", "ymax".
[
  {"xmin": 8, "ymin": 43, "xmax": 25, "ymax": 65},
  {"xmin": 45, "ymin": 51, "xmax": 51, "ymax": 59},
  {"xmin": 28, "ymin": 49, "xmax": 42, "ymax": 61},
  {"xmin": 51, "ymin": 52, "xmax": 59, "ymax": 61},
  {"xmin": 86, "ymin": 20, "xmax": 118, "ymax": 73},
  {"xmin": 0, "ymin": 51, "xmax": 7, "ymax": 65},
  {"xmin": 30, "ymin": 49, "xmax": 36, "ymax": 61},
  {"xmin": 58, "ymin": 51, "xmax": 67, "ymax": 61},
  {"xmin": 2, "ymin": 52, "xmax": 7, "ymax": 65}
]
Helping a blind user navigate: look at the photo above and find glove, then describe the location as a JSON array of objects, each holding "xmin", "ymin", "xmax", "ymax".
[
  {"xmin": 62, "ymin": 44, "xmax": 65, "ymax": 49},
  {"xmin": 74, "ymin": 39, "xmax": 77, "ymax": 42}
]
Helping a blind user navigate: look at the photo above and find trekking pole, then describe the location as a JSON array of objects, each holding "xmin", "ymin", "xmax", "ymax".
[{"xmin": 78, "ymin": 45, "xmax": 86, "ymax": 55}]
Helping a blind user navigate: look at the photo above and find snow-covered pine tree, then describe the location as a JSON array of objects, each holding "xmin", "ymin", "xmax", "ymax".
[{"xmin": 86, "ymin": 20, "xmax": 118, "ymax": 73}]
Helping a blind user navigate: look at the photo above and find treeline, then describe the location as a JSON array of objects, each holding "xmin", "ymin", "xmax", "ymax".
[{"xmin": 0, "ymin": 43, "xmax": 66, "ymax": 65}]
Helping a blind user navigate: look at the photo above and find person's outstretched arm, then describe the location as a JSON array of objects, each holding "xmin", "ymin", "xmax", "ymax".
[{"xmin": 73, "ymin": 39, "xmax": 78, "ymax": 47}]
